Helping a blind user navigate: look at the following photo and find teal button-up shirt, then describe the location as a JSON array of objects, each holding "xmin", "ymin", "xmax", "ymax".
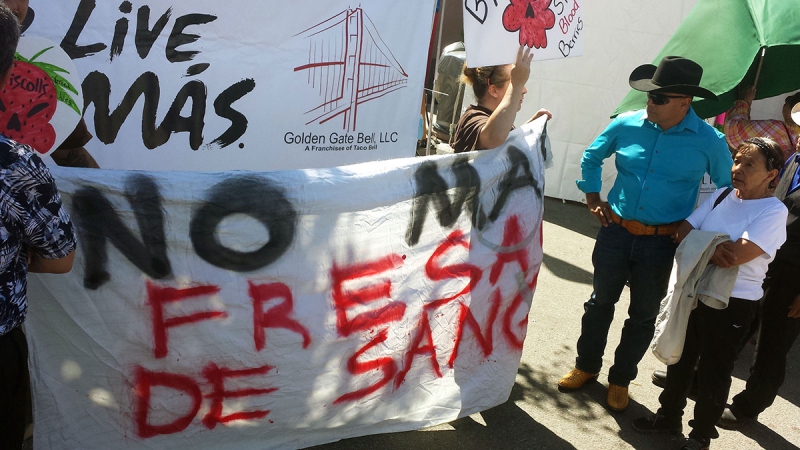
[{"xmin": 576, "ymin": 108, "xmax": 732, "ymax": 225}]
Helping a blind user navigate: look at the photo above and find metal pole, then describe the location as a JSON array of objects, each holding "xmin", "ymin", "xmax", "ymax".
[
  {"xmin": 753, "ymin": 47, "xmax": 766, "ymax": 89},
  {"xmin": 426, "ymin": 0, "xmax": 447, "ymax": 156}
]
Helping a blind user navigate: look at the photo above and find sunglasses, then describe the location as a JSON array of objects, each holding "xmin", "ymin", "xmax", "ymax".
[{"xmin": 647, "ymin": 92, "xmax": 691, "ymax": 105}]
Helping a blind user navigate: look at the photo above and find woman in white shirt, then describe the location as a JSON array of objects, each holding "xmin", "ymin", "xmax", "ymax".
[{"xmin": 633, "ymin": 137, "xmax": 788, "ymax": 450}]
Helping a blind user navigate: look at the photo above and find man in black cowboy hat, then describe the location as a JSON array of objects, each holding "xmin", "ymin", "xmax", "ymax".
[{"xmin": 557, "ymin": 56, "xmax": 733, "ymax": 419}]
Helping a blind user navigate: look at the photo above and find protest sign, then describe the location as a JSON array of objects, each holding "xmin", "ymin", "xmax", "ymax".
[
  {"xmin": 463, "ymin": 0, "xmax": 583, "ymax": 67},
  {"xmin": 26, "ymin": 119, "xmax": 548, "ymax": 449},
  {"xmin": 21, "ymin": 0, "xmax": 435, "ymax": 171},
  {"xmin": 0, "ymin": 36, "xmax": 83, "ymax": 155}
]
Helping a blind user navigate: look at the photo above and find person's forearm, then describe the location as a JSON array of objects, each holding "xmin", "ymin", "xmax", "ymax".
[
  {"xmin": 673, "ymin": 220, "xmax": 694, "ymax": 244},
  {"xmin": 726, "ymin": 238, "xmax": 765, "ymax": 267},
  {"xmin": 585, "ymin": 192, "xmax": 602, "ymax": 209},
  {"xmin": 28, "ymin": 250, "xmax": 75, "ymax": 274},
  {"xmin": 478, "ymin": 84, "xmax": 525, "ymax": 149},
  {"xmin": 725, "ymin": 99, "xmax": 751, "ymax": 123}
]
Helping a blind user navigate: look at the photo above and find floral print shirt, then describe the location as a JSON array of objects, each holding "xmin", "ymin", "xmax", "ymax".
[{"xmin": 0, "ymin": 136, "xmax": 76, "ymax": 335}]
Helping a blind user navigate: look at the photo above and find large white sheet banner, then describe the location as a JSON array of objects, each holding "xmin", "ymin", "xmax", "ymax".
[
  {"xmin": 463, "ymin": 0, "xmax": 584, "ymax": 67},
  {"xmin": 26, "ymin": 119, "xmax": 548, "ymax": 449},
  {"xmin": 21, "ymin": 1, "xmax": 435, "ymax": 171}
]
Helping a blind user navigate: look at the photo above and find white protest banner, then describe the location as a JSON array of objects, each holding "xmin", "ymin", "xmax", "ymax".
[
  {"xmin": 463, "ymin": 0, "xmax": 583, "ymax": 67},
  {"xmin": 26, "ymin": 119, "xmax": 548, "ymax": 449},
  {"xmin": 21, "ymin": 0, "xmax": 435, "ymax": 171}
]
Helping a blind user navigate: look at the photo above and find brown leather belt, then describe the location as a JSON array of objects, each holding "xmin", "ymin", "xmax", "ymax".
[{"xmin": 608, "ymin": 209, "xmax": 679, "ymax": 236}]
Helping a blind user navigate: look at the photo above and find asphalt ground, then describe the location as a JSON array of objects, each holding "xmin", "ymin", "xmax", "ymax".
[{"xmin": 311, "ymin": 197, "xmax": 800, "ymax": 450}]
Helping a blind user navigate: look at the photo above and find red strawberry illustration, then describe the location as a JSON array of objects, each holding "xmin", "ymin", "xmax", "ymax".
[
  {"xmin": 0, "ymin": 47, "xmax": 80, "ymax": 154},
  {"xmin": 502, "ymin": 0, "xmax": 556, "ymax": 49},
  {"xmin": 0, "ymin": 59, "xmax": 56, "ymax": 152}
]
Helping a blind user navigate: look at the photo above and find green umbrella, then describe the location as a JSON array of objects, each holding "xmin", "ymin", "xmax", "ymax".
[{"xmin": 613, "ymin": 0, "xmax": 800, "ymax": 119}]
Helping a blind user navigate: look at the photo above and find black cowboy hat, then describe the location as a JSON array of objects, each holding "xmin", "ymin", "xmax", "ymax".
[{"xmin": 629, "ymin": 56, "xmax": 717, "ymax": 100}]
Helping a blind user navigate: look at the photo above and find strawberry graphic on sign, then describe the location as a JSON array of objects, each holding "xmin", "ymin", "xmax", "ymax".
[
  {"xmin": 502, "ymin": 0, "xmax": 556, "ymax": 49},
  {"xmin": 0, "ymin": 46, "xmax": 81, "ymax": 154}
]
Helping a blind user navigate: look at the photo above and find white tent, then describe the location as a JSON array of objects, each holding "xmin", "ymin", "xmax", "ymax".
[{"xmin": 443, "ymin": 0, "xmax": 787, "ymax": 203}]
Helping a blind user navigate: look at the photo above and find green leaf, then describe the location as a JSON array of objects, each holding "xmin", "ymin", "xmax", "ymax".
[
  {"xmin": 27, "ymin": 46, "xmax": 54, "ymax": 63},
  {"xmin": 55, "ymin": 87, "xmax": 81, "ymax": 116},
  {"xmin": 32, "ymin": 62, "xmax": 70, "ymax": 76},
  {"xmin": 50, "ymin": 73, "xmax": 79, "ymax": 96},
  {"xmin": 13, "ymin": 52, "xmax": 29, "ymax": 63}
]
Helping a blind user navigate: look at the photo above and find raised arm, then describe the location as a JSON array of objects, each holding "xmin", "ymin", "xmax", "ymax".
[
  {"xmin": 723, "ymin": 85, "xmax": 757, "ymax": 150},
  {"xmin": 477, "ymin": 46, "xmax": 532, "ymax": 149}
]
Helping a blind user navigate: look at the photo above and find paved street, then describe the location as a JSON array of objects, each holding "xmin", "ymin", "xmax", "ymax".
[{"xmin": 312, "ymin": 197, "xmax": 800, "ymax": 450}]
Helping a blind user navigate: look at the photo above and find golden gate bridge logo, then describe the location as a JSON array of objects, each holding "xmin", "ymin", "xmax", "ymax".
[{"xmin": 294, "ymin": 7, "xmax": 409, "ymax": 132}]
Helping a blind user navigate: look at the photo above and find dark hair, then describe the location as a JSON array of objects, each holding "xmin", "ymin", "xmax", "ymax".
[
  {"xmin": 0, "ymin": 5, "xmax": 20, "ymax": 77},
  {"xmin": 461, "ymin": 63, "xmax": 510, "ymax": 101},
  {"xmin": 741, "ymin": 137, "xmax": 784, "ymax": 173},
  {"xmin": 785, "ymin": 92, "xmax": 800, "ymax": 106}
]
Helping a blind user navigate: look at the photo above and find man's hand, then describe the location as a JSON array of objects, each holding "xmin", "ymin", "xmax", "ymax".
[
  {"xmin": 789, "ymin": 294, "xmax": 800, "ymax": 318},
  {"xmin": 710, "ymin": 241, "xmax": 737, "ymax": 268},
  {"xmin": 586, "ymin": 192, "xmax": 611, "ymax": 227},
  {"xmin": 525, "ymin": 108, "xmax": 552, "ymax": 124}
]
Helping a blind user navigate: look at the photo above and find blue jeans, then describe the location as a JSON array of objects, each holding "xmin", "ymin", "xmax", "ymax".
[{"xmin": 575, "ymin": 223, "xmax": 676, "ymax": 386}]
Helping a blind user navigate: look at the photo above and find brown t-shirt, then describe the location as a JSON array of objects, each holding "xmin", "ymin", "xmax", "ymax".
[{"xmin": 451, "ymin": 105, "xmax": 493, "ymax": 153}]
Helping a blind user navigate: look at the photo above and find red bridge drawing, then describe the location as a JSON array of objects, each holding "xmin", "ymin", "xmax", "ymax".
[{"xmin": 294, "ymin": 8, "xmax": 409, "ymax": 132}]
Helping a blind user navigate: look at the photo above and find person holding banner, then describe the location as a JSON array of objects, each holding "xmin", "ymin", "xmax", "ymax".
[
  {"xmin": 451, "ymin": 45, "xmax": 550, "ymax": 153},
  {"xmin": 0, "ymin": 5, "xmax": 77, "ymax": 446},
  {"xmin": 559, "ymin": 56, "xmax": 733, "ymax": 413}
]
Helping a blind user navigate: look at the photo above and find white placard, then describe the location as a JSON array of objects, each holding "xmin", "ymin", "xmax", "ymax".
[
  {"xmin": 1, "ymin": 36, "xmax": 83, "ymax": 155},
  {"xmin": 463, "ymin": 0, "xmax": 583, "ymax": 67}
]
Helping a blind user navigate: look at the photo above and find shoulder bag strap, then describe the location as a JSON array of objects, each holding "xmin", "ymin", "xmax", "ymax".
[{"xmin": 712, "ymin": 187, "xmax": 733, "ymax": 209}]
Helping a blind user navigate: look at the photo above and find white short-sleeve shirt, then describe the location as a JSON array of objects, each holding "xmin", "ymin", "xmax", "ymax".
[{"xmin": 687, "ymin": 188, "xmax": 788, "ymax": 300}]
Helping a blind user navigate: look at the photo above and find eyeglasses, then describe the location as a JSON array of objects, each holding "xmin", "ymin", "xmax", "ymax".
[{"xmin": 647, "ymin": 92, "xmax": 691, "ymax": 105}]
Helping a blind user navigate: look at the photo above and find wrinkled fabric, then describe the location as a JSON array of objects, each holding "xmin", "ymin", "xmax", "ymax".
[{"xmin": 651, "ymin": 230, "xmax": 738, "ymax": 364}]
